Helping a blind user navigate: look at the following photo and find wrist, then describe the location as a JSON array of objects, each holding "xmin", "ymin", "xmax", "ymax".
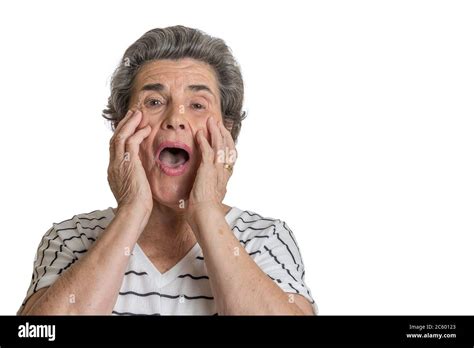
[
  {"xmin": 186, "ymin": 202, "xmax": 223, "ymax": 232},
  {"xmin": 115, "ymin": 203, "xmax": 151, "ymax": 232},
  {"xmin": 117, "ymin": 201, "xmax": 151, "ymax": 217}
]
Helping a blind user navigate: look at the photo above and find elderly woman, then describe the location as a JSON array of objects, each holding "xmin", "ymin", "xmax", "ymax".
[{"xmin": 18, "ymin": 26, "xmax": 317, "ymax": 315}]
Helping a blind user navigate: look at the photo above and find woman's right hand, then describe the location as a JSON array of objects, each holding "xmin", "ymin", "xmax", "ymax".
[{"xmin": 107, "ymin": 109, "xmax": 153, "ymax": 219}]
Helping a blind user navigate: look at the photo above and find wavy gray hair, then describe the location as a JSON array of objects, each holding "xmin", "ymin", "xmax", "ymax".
[{"xmin": 102, "ymin": 25, "xmax": 246, "ymax": 141}]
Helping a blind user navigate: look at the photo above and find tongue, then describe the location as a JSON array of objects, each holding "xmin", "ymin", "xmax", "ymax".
[{"xmin": 159, "ymin": 148, "xmax": 187, "ymax": 168}]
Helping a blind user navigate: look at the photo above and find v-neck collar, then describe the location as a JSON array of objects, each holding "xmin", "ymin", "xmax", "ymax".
[
  {"xmin": 118, "ymin": 206, "xmax": 240, "ymax": 288},
  {"xmin": 134, "ymin": 242, "xmax": 201, "ymax": 288}
]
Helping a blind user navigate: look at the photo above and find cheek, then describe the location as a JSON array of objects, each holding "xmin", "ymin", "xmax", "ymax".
[
  {"xmin": 138, "ymin": 128, "xmax": 158, "ymax": 168},
  {"xmin": 188, "ymin": 117, "xmax": 208, "ymax": 140},
  {"xmin": 138, "ymin": 145, "xmax": 154, "ymax": 169},
  {"xmin": 137, "ymin": 111, "xmax": 150, "ymax": 129}
]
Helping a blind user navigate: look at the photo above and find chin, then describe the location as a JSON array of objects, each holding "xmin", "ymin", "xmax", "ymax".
[{"xmin": 149, "ymin": 173, "xmax": 194, "ymax": 209}]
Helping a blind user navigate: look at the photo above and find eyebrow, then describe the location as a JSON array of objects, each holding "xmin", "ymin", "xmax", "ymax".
[
  {"xmin": 187, "ymin": 84, "xmax": 216, "ymax": 99},
  {"xmin": 140, "ymin": 83, "xmax": 216, "ymax": 99},
  {"xmin": 141, "ymin": 83, "xmax": 165, "ymax": 92}
]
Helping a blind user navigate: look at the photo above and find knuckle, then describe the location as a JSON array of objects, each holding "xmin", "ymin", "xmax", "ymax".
[
  {"xmin": 125, "ymin": 138, "xmax": 136, "ymax": 147},
  {"xmin": 110, "ymin": 136, "xmax": 121, "ymax": 147}
]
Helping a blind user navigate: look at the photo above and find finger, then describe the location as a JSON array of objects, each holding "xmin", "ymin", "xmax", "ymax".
[
  {"xmin": 212, "ymin": 121, "xmax": 227, "ymax": 193},
  {"xmin": 111, "ymin": 110, "xmax": 143, "ymax": 162},
  {"xmin": 218, "ymin": 121, "xmax": 237, "ymax": 164},
  {"xmin": 216, "ymin": 120, "xmax": 227, "ymax": 160},
  {"xmin": 213, "ymin": 120, "xmax": 226, "ymax": 188},
  {"xmin": 196, "ymin": 129, "xmax": 214, "ymax": 164},
  {"xmin": 125, "ymin": 125, "xmax": 152, "ymax": 157},
  {"xmin": 135, "ymin": 96, "xmax": 150, "ymax": 130},
  {"xmin": 114, "ymin": 108, "xmax": 138, "ymax": 135},
  {"xmin": 137, "ymin": 110, "xmax": 149, "ymax": 130},
  {"xmin": 109, "ymin": 109, "xmax": 133, "ymax": 156},
  {"xmin": 208, "ymin": 117, "xmax": 224, "ymax": 164},
  {"xmin": 109, "ymin": 108, "xmax": 139, "ymax": 153}
]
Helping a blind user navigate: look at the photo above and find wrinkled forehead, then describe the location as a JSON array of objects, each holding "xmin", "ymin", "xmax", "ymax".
[{"xmin": 133, "ymin": 58, "xmax": 219, "ymax": 94}]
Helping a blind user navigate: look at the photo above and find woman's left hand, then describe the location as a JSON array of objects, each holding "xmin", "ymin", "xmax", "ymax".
[{"xmin": 186, "ymin": 116, "xmax": 237, "ymax": 218}]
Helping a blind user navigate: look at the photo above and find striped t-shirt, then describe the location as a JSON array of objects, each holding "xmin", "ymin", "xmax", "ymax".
[{"xmin": 19, "ymin": 206, "xmax": 318, "ymax": 315}]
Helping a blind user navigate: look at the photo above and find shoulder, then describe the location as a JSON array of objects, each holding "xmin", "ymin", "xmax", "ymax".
[
  {"xmin": 53, "ymin": 207, "xmax": 114, "ymax": 227},
  {"xmin": 45, "ymin": 207, "xmax": 115, "ymax": 247},
  {"xmin": 228, "ymin": 207, "xmax": 282, "ymax": 231},
  {"xmin": 226, "ymin": 207, "xmax": 292, "ymax": 249}
]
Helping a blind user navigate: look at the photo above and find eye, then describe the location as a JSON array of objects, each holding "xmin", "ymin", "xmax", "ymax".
[
  {"xmin": 191, "ymin": 103, "xmax": 205, "ymax": 110},
  {"xmin": 145, "ymin": 98, "xmax": 164, "ymax": 108}
]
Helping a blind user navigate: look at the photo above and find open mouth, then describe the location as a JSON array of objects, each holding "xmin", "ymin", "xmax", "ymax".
[
  {"xmin": 156, "ymin": 141, "xmax": 192, "ymax": 176},
  {"xmin": 159, "ymin": 147, "xmax": 190, "ymax": 168}
]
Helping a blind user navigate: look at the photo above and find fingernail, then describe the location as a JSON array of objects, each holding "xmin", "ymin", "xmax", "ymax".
[{"xmin": 125, "ymin": 110, "xmax": 133, "ymax": 117}]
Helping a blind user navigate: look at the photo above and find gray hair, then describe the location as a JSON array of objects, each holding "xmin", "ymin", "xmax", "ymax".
[{"xmin": 102, "ymin": 25, "xmax": 246, "ymax": 141}]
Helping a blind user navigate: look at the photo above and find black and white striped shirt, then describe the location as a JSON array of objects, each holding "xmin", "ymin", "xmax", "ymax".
[{"xmin": 18, "ymin": 206, "xmax": 317, "ymax": 315}]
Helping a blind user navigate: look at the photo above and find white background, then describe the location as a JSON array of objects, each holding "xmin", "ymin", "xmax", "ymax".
[{"xmin": 0, "ymin": 0, "xmax": 473, "ymax": 315}]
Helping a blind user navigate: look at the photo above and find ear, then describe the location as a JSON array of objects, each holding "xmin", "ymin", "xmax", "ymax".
[{"xmin": 222, "ymin": 117, "xmax": 234, "ymax": 132}]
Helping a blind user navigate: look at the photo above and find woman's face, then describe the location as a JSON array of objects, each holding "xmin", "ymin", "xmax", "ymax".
[{"xmin": 128, "ymin": 58, "xmax": 223, "ymax": 209}]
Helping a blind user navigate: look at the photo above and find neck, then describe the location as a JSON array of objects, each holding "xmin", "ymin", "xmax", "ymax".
[
  {"xmin": 138, "ymin": 202, "xmax": 195, "ymax": 259},
  {"xmin": 136, "ymin": 201, "xmax": 232, "ymax": 260}
]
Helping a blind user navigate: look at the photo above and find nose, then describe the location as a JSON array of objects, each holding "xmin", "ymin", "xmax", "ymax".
[{"xmin": 161, "ymin": 107, "xmax": 187, "ymax": 131}]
